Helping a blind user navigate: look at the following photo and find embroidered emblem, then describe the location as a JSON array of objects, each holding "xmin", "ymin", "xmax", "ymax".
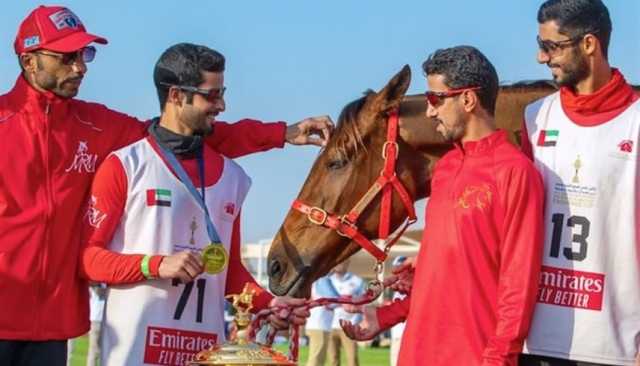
[
  {"xmin": 618, "ymin": 140, "xmax": 633, "ymax": 153},
  {"xmin": 48, "ymin": 9, "xmax": 82, "ymax": 30},
  {"xmin": 85, "ymin": 195, "xmax": 107, "ymax": 228},
  {"xmin": 23, "ymin": 36, "xmax": 40, "ymax": 49},
  {"xmin": 224, "ymin": 202, "xmax": 235, "ymax": 215},
  {"xmin": 456, "ymin": 184, "xmax": 492, "ymax": 211},
  {"xmin": 65, "ymin": 141, "xmax": 98, "ymax": 173},
  {"xmin": 146, "ymin": 189, "xmax": 172, "ymax": 207},
  {"xmin": 537, "ymin": 129, "xmax": 559, "ymax": 147}
]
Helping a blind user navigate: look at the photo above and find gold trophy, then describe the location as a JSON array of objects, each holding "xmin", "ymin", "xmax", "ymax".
[{"xmin": 189, "ymin": 284, "xmax": 295, "ymax": 366}]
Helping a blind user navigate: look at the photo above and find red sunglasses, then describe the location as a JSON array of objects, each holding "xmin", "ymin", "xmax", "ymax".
[{"xmin": 425, "ymin": 86, "xmax": 482, "ymax": 106}]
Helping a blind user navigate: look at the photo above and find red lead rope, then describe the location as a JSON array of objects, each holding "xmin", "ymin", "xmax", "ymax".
[{"xmin": 248, "ymin": 281, "xmax": 386, "ymax": 362}]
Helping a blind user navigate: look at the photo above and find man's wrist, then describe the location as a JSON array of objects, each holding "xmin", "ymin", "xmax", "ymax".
[
  {"xmin": 141, "ymin": 255, "xmax": 164, "ymax": 279},
  {"xmin": 284, "ymin": 123, "xmax": 298, "ymax": 145},
  {"xmin": 141, "ymin": 255, "xmax": 153, "ymax": 279}
]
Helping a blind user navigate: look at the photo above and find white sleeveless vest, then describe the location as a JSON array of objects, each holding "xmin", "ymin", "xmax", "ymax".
[
  {"xmin": 524, "ymin": 92, "xmax": 640, "ymax": 365},
  {"xmin": 101, "ymin": 138, "xmax": 251, "ymax": 366}
]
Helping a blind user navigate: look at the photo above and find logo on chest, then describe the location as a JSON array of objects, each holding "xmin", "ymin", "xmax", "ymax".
[
  {"xmin": 607, "ymin": 139, "xmax": 636, "ymax": 161},
  {"xmin": 146, "ymin": 189, "xmax": 172, "ymax": 207},
  {"xmin": 537, "ymin": 129, "xmax": 559, "ymax": 147},
  {"xmin": 618, "ymin": 139, "xmax": 634, "ymax": 153},
  {"xmin": 65, "ymin": 141, "xmax": 98, "ymax": 173},
  {"xmin": 224, "ymin": 202, "xmax": 235, "ymax": 216},
  {"xmin": 456, "ymin": 184, "xmax": 492, "ymax": 211}
]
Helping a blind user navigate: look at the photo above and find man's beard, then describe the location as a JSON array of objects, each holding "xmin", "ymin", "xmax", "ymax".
[
  {"xmin": 550, "ymin": 48, "xmax": 590, "ymax": 88},
  {"xmin": 181, "ymin": 107, "xmax": 213, "ymax": 136},
  {"xmin": 437, "ymin": 118, "xmax": 465, "ymax": 143},
  {"xmin": 35, "ymin": 59, "xmax": 81, "ymax": 98}
]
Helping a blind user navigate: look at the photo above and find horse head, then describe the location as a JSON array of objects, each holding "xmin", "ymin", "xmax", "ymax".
[{"xmin": 267, "ymin": 65, "xmax": 449, "ymax": 297}]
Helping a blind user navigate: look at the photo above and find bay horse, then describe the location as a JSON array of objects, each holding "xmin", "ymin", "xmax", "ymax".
[{"xmin": 266, "ymin": 65, "xmax": 635, "ymax": 298}]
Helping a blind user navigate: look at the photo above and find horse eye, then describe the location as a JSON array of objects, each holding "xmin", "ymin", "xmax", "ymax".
[{"xmin": 327, "ymin": 159, "xmax": 348, "ymax": 170}]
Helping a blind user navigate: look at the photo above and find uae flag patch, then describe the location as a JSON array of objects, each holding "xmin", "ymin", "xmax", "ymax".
[
  {"xmin": 146, "ymin": 189, "xmax": 172, "ymax": 207},
  {"xmin": 537, "ymin": 129, "xmax": 559, "ymax": 146}
]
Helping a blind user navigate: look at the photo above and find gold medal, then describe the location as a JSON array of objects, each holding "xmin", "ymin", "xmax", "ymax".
[{"xmin": 202, "ymin": 243, "xmax": 228, "ymax": 274}]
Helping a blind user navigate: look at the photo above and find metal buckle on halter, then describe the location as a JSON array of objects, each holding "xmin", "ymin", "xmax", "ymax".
[
  {"xmin": 381, "ymin": 141, "xmax": 399, "ymax": 159},
  {"xmin": 367, "ymin": 278, "xmax": 384, "ymax": 298},
  {"xmin": 308, "ymin": 207, "xmax": 328, "ymax": 226},
  {"xmin": 336, "ymin": 216, "xmax": 357, "ymax": 237},
  {"xmin": 368, "ymin": 261, "xmax": 385, "ymax": 295}
]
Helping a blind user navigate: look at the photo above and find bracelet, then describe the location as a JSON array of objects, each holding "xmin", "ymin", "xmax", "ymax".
[{"xmin": 141, "ymin": 255, "xmax": 153, "ymax": 279}]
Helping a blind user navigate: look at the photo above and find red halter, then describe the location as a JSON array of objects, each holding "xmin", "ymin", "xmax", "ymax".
[{"xmin": 291, "ymin": 111, "xmax": 417, "ymax": 263}]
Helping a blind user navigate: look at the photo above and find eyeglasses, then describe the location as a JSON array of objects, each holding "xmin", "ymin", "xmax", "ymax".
[
  {"xmin": 159, "ymin": 82, "xmax": 226, "ymax": 102},
  {"xmin": 536, "ymin": 35, "xmax": 584, "ymax": 55},
  {"xmin": 425, "ymin": 86, "xmax": 482, "ymax": 107},
  {"xmin": 35, "ymin": 46, "xmax": 96, "ymax": 65}
]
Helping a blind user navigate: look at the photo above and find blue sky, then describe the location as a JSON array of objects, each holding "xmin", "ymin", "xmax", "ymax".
[{"xmin": 2, "ymin": 1, "xmax": 638, "ymax": 242}]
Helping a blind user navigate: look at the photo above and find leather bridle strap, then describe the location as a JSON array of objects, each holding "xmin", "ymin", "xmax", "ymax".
[
  {"xmin": 291, "ymin": 200, "xmax": 388, "ymax": 261},
  {"xmin": 291, "ymin": 111, "xmax": 417, "ymax": 263}
]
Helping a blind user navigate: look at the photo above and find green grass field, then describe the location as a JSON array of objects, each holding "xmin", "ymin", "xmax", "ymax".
[{"xmin": 69, "ymin": 336, "xmax": 392, "ymax": 365}]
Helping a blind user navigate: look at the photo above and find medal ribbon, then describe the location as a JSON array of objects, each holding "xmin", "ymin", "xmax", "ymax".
[{"xmin": 150, "ymin": 133, "xmax": 223, "ymax": 245}]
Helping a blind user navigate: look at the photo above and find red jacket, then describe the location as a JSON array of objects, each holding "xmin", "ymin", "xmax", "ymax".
[
  {"xmin": 377, "ymin": 130, "xmax": 544, "ymax": 366},
  {"xmin": 0, "ymin": 76, "xmax": 285, "ymax": 340}
]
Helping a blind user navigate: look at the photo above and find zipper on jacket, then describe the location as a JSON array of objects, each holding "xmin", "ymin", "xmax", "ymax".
[{"xmin": 36, "ymin": 101, "xmax": 54, "ymax": 336}]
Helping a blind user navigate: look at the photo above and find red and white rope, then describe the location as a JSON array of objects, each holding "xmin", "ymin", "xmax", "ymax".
[{"xmin": 247, "ymin": 281, "xmax": 386, "ymax": 363}]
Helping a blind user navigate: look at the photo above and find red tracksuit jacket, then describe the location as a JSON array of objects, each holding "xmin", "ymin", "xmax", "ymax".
[
  {"xmin": 0, "ymin": 76, "xmax": 285, "ymax": 340},
  {"xmin": 377, "ymin": 130, "xmax": 544, "ymax": 366}
]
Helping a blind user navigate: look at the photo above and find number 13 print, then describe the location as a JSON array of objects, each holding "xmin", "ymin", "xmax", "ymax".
[{"xmin": 549, "ymin": 213, "xmax": 591, "ymax": 261}]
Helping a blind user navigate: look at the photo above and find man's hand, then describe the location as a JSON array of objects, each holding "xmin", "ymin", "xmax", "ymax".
[
  {"xmin": 342, "ymin": 304, "xmax": 362, "ymax": 313},
  {"xmin": 285, "ymin": 116, "xmax": 334, "ymax": 146},
  {"xmin": 267, "ymin": 296, "xmax": 311, "ymax": 330},
  {"xmin": 340, "ymin": 305, "xmax": 381, "ymax": 341},
  {"xmin": 158, "ymin": 251, "xmax": 204, "ymax": 283},
  {"xmin": 384, "ymin": 257, "xmax": 415, "ymax": 294}
]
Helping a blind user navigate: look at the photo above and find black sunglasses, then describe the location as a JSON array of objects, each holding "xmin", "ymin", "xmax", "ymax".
[
  {"xmin": 159, "ymin": 82, "xmax": 226, "ymax": 102},
  {"xmin": 35, "ymin": 46, "xmax": 96, "ymax": 65},
  {"xmin": 536, "ymin": 35, "xmax": 584, "ymax": 55}
]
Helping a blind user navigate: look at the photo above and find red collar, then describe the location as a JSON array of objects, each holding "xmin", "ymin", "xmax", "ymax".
[
  {"xmin": 7, "ymin": 75, "xmax": 70, "ymax": 115},
  {"xmin": 454, "ymin": 129, "xmax": 507, "ymax": 156},
  {"xmin": 560, "ymin": 68, "xmax": 639, "ymax": 126}
]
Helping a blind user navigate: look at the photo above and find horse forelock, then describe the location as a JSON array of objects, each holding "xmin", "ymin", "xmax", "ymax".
[{"xmin": 326, "ymin": 90, "xmax": 375, "ymax": 160}]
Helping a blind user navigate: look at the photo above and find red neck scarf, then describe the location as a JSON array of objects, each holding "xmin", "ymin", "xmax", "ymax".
[{"xmin": 560, "ymin": 68, "xmax": 638, "ymax": 126}]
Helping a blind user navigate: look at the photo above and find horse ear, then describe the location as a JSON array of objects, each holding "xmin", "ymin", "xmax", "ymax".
[{"xmin": 371, "ymin": 64, "xmax": 411, "ymax": 113}]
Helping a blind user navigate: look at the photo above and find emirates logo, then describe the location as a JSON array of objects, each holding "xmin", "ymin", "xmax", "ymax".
[{"xmin": 618, "ymin": 140, "xmax": 633, "ymax": 153}]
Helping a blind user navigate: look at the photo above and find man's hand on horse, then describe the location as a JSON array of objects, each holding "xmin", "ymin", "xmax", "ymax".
[
  {"xmin": 158, "ymin": 251, "xmax": 204, "ymax": 283},
  {"xmin": 340, "ymin": 305, "xmax": 381, "ymax": 341},
  {"xmin": 286, "ymin": 115, "xmax": 334, "ymax": 147},
  {"xmin": 267, "ymin": 296, "xmax": 310, "ymax": 330},
  {"xmin": 384, "ymin": 257, "xmax": 415, "ymax": 294}
]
